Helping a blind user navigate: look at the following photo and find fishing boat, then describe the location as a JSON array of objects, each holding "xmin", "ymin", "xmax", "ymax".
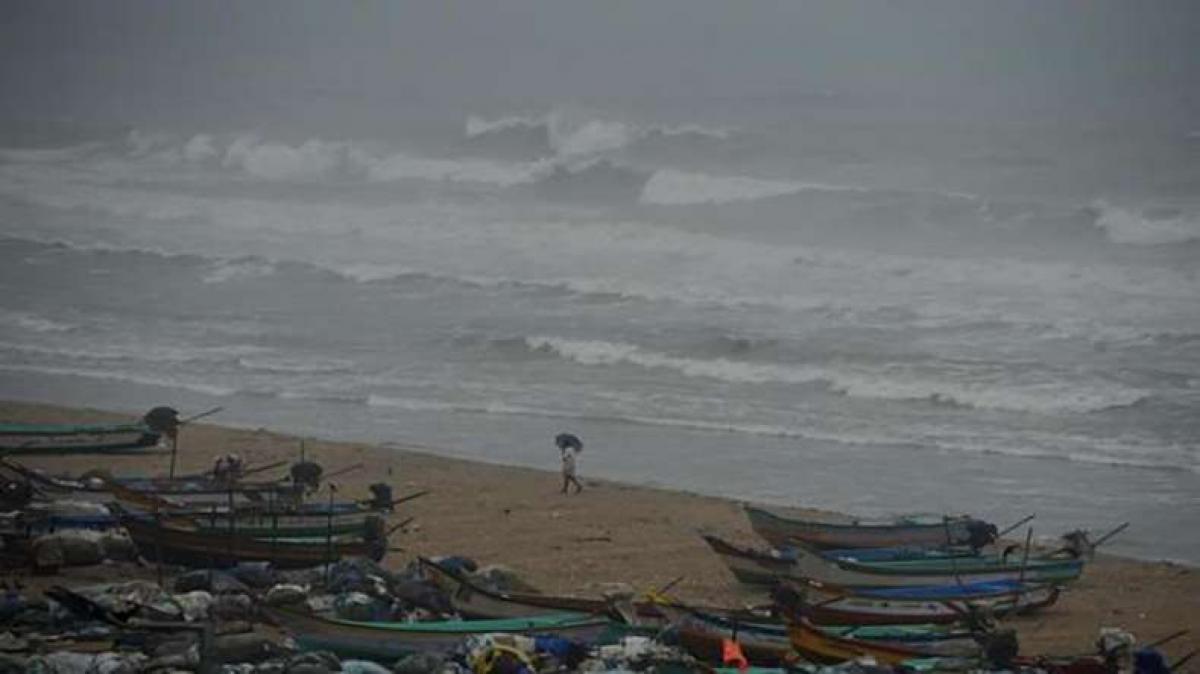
[
  {"xmin": 791, "ymin": 578, "xmax": 1060, "ymax": 625},
  {"xmin": 701, "ymin": 535, "xmax": 1083, "ymax": 588},
  {"xmin": 786, "ymin": 615, "xmax": 972, "ymax": 666},
  {"xmin": 743, "ymin": 505, "xmax": 996, "ymax": 550},
  {"xmin": 657, "ymin": 603, "xmax": 981, "ymax": 667},
  {"xmin": 264, "ymin": 607, "xmax": 621, "ymax": 661},
  {"xmin": 118, "ymin": 511, "xmax": 385, "ymax": 568},
  {"xmin": 418, "ymin": 557, "xmax": 769, "ymax": 628},
  {"xmin": 0, "ymin": 459, "xmax": 304, "ymax": 506},
  {"xmin": 0, "ymin": 420, "xmax": 161, "ymax": 455}
]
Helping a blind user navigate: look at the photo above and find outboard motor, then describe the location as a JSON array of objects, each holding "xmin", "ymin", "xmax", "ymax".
[
  {"xmin": 1060, "ymin": 529, "xmax": 1094, "ymax": 559},
  {"xmin": 290, "ymin": 461, "xmax": 323, "ymax": 491},
  {"xmin": 368, "ymin": 483, "xmax": 394, "ymax": 512},
  {"xmin": 142, "ymin": 406, "xmax": 181, "ymax": 440},
  {"xmin": 0, "ymin": 479, "xmax": 33, "ymax": 511},
  {"xmin": 966, "ymin": 520, "xmax": 999, "ymax": 552}
]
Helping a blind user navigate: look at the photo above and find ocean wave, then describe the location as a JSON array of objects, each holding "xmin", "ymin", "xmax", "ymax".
[
  {"xmin": 526, "ymin": 159, "xmax": 651, "ymax": 203},
  {"xmin": 236, "ymin": 356, "xmax": 355, "ymax": 375},
  {"xmin": 464, "ymin": 112, "xmax": 734, "ymax": 159},
  {"xmin": 356, "ymin": 388, "xmax": 1195, "ymax": 473},
  {"xmin": 202, "ymin": 257, "xmax": 278, "ymax": 284},
  {"xmin": 0, "ymin": 309, "xmax": 75, "ymax": 333},
  {"xmin": 522, "ymin": 335, "xmax": 1151, "ymax": 415},
  {"xmin": 1091, "ymin": 202, "xmax": 1200, "ymax": 246},
  {"xmin": 116, "ymin": 131, "xmax": 543, "ymax": 187},
  {"xmin": 640, "ymin": 169, "xmax": 870, "ymax": 205},
  {"xmin": 0, "ymin": 364, "xmax": 238, "ymax": 397},
  {"xmin": 0, "ymin": 339, "xmax": 267, "ymax": 366}
]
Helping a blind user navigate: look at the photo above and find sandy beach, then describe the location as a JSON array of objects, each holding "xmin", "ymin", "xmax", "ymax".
[{"xmin": 2, "ymin": 400, "xmax": 1196, "ymax": 661}]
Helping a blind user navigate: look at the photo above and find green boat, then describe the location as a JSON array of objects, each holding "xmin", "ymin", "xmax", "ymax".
[
  {"xmin": 265, "ymin": 607, "xmax": 628, "ymax": 661},
  {"xmin": 0, "ymin": 420, "xmax": 160, "ymax": 454}
]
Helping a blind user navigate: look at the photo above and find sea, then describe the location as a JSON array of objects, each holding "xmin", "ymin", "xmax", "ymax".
[{"xmin": 1, "ymin": 104, "xmax": 1197, "ymax": 563}]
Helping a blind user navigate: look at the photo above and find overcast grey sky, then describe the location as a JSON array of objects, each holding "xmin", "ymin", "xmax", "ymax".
[{"xmin": 2, "ymin": 1, "xmax": 1197, "ymax": 128}]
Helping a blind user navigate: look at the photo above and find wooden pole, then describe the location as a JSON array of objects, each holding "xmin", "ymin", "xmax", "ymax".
[
  {"xmin": 998, "ymin": 513, "xmax": 1036, "ymax": 538},
  {"xmin": 1018, "ymin": 527, "xmax": 1034, "ymax": 584},
  {"xmin": 168, "ymin": 433, "xmax": 179, "ymax": 480},
  {"xmin": 325, "ymin": 484, "xmax": 336, "ymax": 585}
]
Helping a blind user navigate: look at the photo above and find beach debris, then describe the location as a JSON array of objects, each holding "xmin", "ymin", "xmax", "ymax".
[
  {"xmin": 25, "ymin": 651, "xmax": 147, "ymax": 674},
  {"xmin": 471, "ymin": 565, "xmax": 540, "ymax": 594},
  {"xmin": 281, "ymin": 649, "xmax": 340, "ymax": 673},
  {"xmin": 333, "ymin": 592, "xmax": 389, "ymax": 622},
  {"xmin": 175, "ymin": 569, "xmax": 252, "ymax": 595},
  {"xmin": 340, "ymin": 660, "xmax": 392, "ymax": 674},
  {"xmin": 391, "ymin": 652, "xmax": 451, "ymax": 674},
  {"xmin": 30, "ymin": 529, "xmax": 135, "ymax": 571},
  {"xmin": 264, "ymin": 584, "xmax": 309, "ymax": 608}
]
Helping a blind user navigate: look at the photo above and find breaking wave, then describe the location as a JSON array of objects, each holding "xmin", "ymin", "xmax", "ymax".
[
  {"xmin": 640, "ymin": 169, "xmax": 869, "ymax": 205},
  {"xmin": 0, "ymin": 309, "xmax": 75, "ymax": 333},
  {"xmin": 522, "ymin": 335, "xmax": 1151, "ymax": 415},
  {"xmin": 0, "ymin": 364, "xmax": 238, "ymax": 397},
  {"xmin": 202, "ymin": 258, "xmax": 278, "ymax": 284},
  {"xmin": 526, "ymin": 159, "xmax": 651, "ymax": 203},
  {"xmin": 464, "ymin": 112, "xmax": 733, "ymax": 159},
  {"xmin": 1091, "ymin": 202, "xmax": 1200, "ymax": 246}
]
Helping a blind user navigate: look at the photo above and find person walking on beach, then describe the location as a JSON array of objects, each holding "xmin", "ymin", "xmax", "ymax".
[{"xmin": 556, "ymin": 432, "xmax": 583, "ymax": 495}]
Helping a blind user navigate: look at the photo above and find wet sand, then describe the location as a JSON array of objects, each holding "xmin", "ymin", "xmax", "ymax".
[{"xmin": 2, "ymin": 400, "xmax": 1196, "ymax": 659}]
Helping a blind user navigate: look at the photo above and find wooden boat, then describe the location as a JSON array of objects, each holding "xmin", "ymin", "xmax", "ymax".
[
  {"xmin": 119, "ymin": 511, "xmax": 385, "ymax": 568},
  {"xmin": 818, "ymin": 546, "xmax": 978, "ymax": 563},
  {"xmin": 264, "ymin": 607, "xmax": 620, "ymax": 661},
  {"xmin": 658, "ymin": 603, "xmax": 981, "ymax": 666},
  {"xmin": 0, "ymin": 459, "xmax": 303, "ymax": 506},
  {"xmin": 418, "ymin": 557, "xmax": 769, "ymax": 628},
  {"xmin": 787, "ymin": 615, "xmax": 965, "ymax": 666},
  {"xmin": 793, "ymin": 578, "xmax": 1060, "ymax": 625},
  {"xmin": 744, "ymin": 505, "xmax": 995, "ymax": 550},
  {"xmin": 108, "ymin": 481, "xmax": 376, "ymax": 537},
  {"xmin": 0, "ymin": 420, "xmax": 161, "ymax": 455},
  {"xmin": 702, "ymin": 535, "xmax": 1083, "ymax": 587}
]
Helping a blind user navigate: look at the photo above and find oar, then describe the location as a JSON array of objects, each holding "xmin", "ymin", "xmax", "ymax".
[
  {"xmin": 238, "ymin": 460, "xmax": 289, "ymax": 478},
  {"xmin": 179, "ymin": 407, "xmax": 223, "ymax": 425},
  {"xmin": 1171, "ymin": 649, "xmax": 1198, "ymax": 672},
  {"xmin": 322, "ymin": 463, "xmax": 364, "ymax": 482},
  {"xmin": 1145, "ymin": 629, "xmax": 1189, "ymax": 649},
  {"xmin": 997, "ymin": 513, "xmax": 1036, "ymax": 538},
  {"xmin": 386, "ymin": 517, "xmax": 415, "ymax": 537},
  {"xmin": 1090, "ymin": 522, "xmax": 1130, "ymax": 550},
  {"xmin": 654, "ymin": 575, "xmax": 686, "ymax": 597},
  {"xmin": 385, "ymin": 490, "xmax": 430, "ymax": 509}
]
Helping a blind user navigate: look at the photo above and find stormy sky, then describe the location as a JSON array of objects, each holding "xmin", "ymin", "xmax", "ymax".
[{"xmin": 2, "ymin": 1, "xmax": 1198, "ymax": 128}]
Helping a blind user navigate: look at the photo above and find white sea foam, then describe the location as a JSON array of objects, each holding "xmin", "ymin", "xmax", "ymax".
[
  {"xmin": 222, "ymin": 135, "xmax": 351, "ymax": 181},
  {"xmin": 237, "ymin": 356, "xmax": 354, "ymax": 374},
  {"xmin": 0, "ymin": 309, "xmax": 75, "ymax": 333},
  {"xmin": 640, "ymin": 169, "xmax": 868, "ymax": 205},
  {"xmin": 0, "ymin": 339, "xmax": 266, "ymax": 365},
  {"xmin": 466, "ymin": 112, "xmax": 734, "ymax": 158},
  {"xmin": 202, "ymin": 258, "xmax": 277, "ymax": 284},
  {"xmin": 524, "ymin": 335, "xmax": 1150, "ymax": 415},
  {"xmin": 1093, "ymin": 202, "xmax": 1200, "ymax": 245},
  {"xmin": 0, "ymin": 364, "xmax": 238, "ymax": 397},
  {"xmin": 361, "ymin": 152, "xmax": 541, "ymax": 186}
]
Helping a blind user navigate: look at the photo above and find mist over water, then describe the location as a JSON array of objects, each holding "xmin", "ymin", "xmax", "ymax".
[{"xmin": 1, "ymin": 1, "xmax": 1198, "ymax": 561}]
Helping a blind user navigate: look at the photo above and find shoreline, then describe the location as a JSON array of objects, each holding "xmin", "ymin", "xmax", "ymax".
[{"xmin": 1, "ymin": 398, "xmax": 1196, "ymax": 658}]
